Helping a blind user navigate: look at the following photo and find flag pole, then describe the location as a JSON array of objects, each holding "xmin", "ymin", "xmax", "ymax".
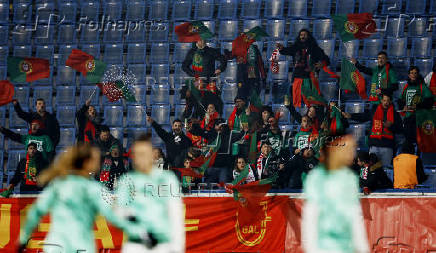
[{"xmin": 88, "ymin": 86, "xmax": 98, "ymax": 101}]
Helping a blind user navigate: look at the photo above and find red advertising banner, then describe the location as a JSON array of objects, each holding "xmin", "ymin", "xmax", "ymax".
[{"xmin": 1, "ymin": 196, "xmax": 436, "ymax": 252}]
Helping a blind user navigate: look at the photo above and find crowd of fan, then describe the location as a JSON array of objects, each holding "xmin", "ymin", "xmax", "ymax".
[{"xmin": 1, "ymin": 29, "xmax": 435, "ymax": 196}]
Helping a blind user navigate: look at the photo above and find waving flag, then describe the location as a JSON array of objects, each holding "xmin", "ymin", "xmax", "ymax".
[
  {"xmin": 7, "ymin": 57, "xmax": 50, "ymax": 83},
  {"xmin": 333, "ymin": 13, "xmax": 377, "ymax": 42},
  {"xmin": 66, "ymin": 49, "xmax": 107, "ymax": 83}
]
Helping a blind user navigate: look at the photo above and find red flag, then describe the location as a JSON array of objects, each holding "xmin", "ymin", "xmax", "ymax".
[
  {"xmin": 0, "ymin": 80, "xmax": 14, "ymax": 106},
  {"xmin": 171, "ymin": 168, "xmax": 204, "ymax": 179},
  {"xmin": 97, "ymin": 82, "xmax": 123, "ymax": 102}
]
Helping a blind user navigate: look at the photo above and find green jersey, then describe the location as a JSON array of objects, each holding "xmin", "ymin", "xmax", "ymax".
[
  {"xmin": 401, "ymin": 83, "xmax": 433, "ymax": 117},
  {"xmin": 21, "ymin": 134, "xmax": 53, "ymax": 160},
  {"xmin": 369, "ymin": 64, "xmax": 398, "ymax": 104},
  {"xmin": 294, "ymin": 130, "xmax": 311, "ymax": 150}
]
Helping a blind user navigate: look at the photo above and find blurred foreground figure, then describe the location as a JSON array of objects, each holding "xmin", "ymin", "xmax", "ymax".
[
  {"xmin": 18, "ymin": 144, "xmax": 141, "ymax": 253},
  {"xmin": 302, "ymin": 135, "xmax": 369, "ymax": 253},
  {"xmin": 117, "ymin": 133, "xmax": 185, "ymax": 253}
]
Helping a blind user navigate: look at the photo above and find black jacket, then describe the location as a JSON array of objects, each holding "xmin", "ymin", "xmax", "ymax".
[
  {"xmin": 151, "ymin": 121, "xmax": 192, "ymax": 167},
  {"xmin": 287, "ymin": 154, "xmax": 318, "ymax": 189},
  {"xmin": 96, "ymin": 156, "xmax": 131, "ymax": 190},
  {"xmin": 360, "ymin": 162, "xmax": 393, "ymax": 191},
  {"xmin": 14, "ymin": 102, "xmax": 60, "ymax": 147},
  {"xmin": 93, "ymin": 135, "xmax": 122, "ymax": 157},
  {"xmin": 76, "ymin": 104, "xmax": 102, "ymax": 143},
  {"xmin": 182, "ymin": 45, "xmax": 227, "ymax": 81},
  {"xmin": 10, "ymin": 152, "xmax": 48, "ymax": 193}
]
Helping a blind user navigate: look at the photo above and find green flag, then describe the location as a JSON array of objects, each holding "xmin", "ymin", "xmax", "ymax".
[{"xmin": 340, "ymin": 58, "xmax": 367, "ymax": 99}]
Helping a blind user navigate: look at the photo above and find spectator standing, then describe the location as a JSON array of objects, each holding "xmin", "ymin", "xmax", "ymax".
[
  {"xmin": 92, "ymin": 125, "xmax": 122, "ymax": 157},
  {"xmin": 76, "ymin": 99, "xmax": 102, "ymax": 143},
  {"xmin": 96, "ymin": 144, "xmax": 131, "ymax": 190}
]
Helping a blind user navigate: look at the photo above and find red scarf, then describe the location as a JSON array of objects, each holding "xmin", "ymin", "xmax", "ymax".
[
  {"xmin": 24, "ymin": 153, "xmax": 37, "ymax": 185},
  {"xmin": 256, "ymin": 153, "xmax": 265, "ymax": 180},
  {"xmin": 370, "ymin": 104, "xmax": 394, "ymax": 140},
  {"xmin": 430, "ymin": 72, "xmax": 436, "ymax": 105},
  {"xmin": 201, "ymin": 111, "xmax": 219, "ymax": 130},
  {"xmin": 228, "ymin": 107, "xmax": 237, "ymax": 130},
  {"xmin": 84, "ymin": 120, "xmax": 96, "ymax": 143},
  {"xmin": 186, "ymin": 132, "xmax": 203, "ymax": 148}
]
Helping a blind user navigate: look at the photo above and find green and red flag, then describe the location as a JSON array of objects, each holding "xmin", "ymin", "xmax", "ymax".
[
  {"xmin": 301, "ymin": 78, "xmax": 327, "ymax": 106},
  {"xmin": 232, "ymin": 26, "xmax": 268, "ymax": 61},
  {"xmin": 66, "ymin": 49, "xmax": 107, "ymax": 83},
  {"xmin": 340, "ymin": 58, "xmax": 367, "ymax": 99},
  {"xmin": 0, "ymin": 80, "xmax": 14, "ymax": 106},
  {"xmin": 416, "ymin": 109, "xmax": 436, "ymax": 153},
  {"xmin": 248, "ymin": 90, "xmax": 263, "ymax": 113},
  {"xmin": 332, "ymin": 13, "xmax": 377, "ymax": 42},
  {"xmin": 175, "ymin": 21, "xmax": 213, "ymax": 43},
  {"xmin": 7, "ymin": 56, "xmax": 50, "ymax": 83},
  {"xmin": 194, "ymin": 135, "xmax": 222, "ymax": 174},
  {"xmin": 329, "ymin": 106, "xmax": 344, "ymax": 135},
  {"xmin": 97, "ymin": 80, "xmax": 136, "ymax": 103}
]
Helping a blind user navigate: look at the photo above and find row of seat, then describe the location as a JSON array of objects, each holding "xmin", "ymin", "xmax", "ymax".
[{"xmin": 2, "ymin": 0, "xmax": 436, "ymax": 25}]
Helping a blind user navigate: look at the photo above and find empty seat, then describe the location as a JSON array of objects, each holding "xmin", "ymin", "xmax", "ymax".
[
  {"xmin": 288, "ymin": 0, "xmax": 307, "ymax": 18},
  {"xmin": 318, "ymin": 39, "xmax": 335, "ymax": 62},
  {"xmin": 385, "ymin": 17, "xmax": 405, "ymax": 37},
  {"xmin": 345, "ymin": 102, "xmax": 365, "ymax": 114},
  {"xmin": 58, "ymin": 1, "xmax": 77, "ymax": 23},
  {"xmin": 335, "ymin": 0, "xmax": 356, "ymax": 14},
  {"xmin": 220, "ymin": 41, "xmax": 233, "ymax": 54},
  {"xmin": 339, "ymin": 40, "xmax": 359, "ymax": 59},
  {"xmin": 289, "ymin": 19, "xmax": 310, "ymax": 40},
  {"xmin": 35, "ymin": 2, "xmax": 54, "ymax": 24},
  {"xmin": 149, "ymin": 22, "xmax": 169, "ymax": 42},
  {"xmin": 128, "ymin": 64, "xmax": 147, "ymax": 85},
  {"xmin": 320, "ymin": 81, "xmax": 338, "ymax": 101},
  {"xmin": 33, "ymin": 86, "xmax": 53, "ymax": 107},
  {"xmin": 269, "ymin": 61, "xmax": 289, "ymax": 81},
  {"xmin": 174, "ymin": 43, "xmax": 192, "ymax": 63},
  {"xmin": 174, "ymin": 104, "xmax": 185, "ymax": 120},
  {"xmin": 9, "ymin": 106, "xmax": 28, "ymax": 128},
  {"xmin": 127, "ymin": 105, "xmax": 147, "ymax": 126},
  {"xmin": 391, "ymin": 58, "xmax": 410, "ymax": 80},
  {"xmin": 34, "ymin": 25, "xmax": 55, "ymax": 45},
  {"xmin": 151, "ymin": 84, "xmax": 170, "ymax": 104},
  {"xmin": 58, "ymin": 128, "xmax": 76, "ymax": 147},
  {"xmin": 36, "ymin": 45, "xmax": 54, "ymax": 65},
  {"xmin": 126, "ymin": 127, "xmax": 148, "ymax": 147},
  {"xmin": 0, "ymin": 25, "xmax": 7, "ymax": 45},
  {"xmin": 150, "ymin": 64, "xmax": 170, "ymax": 85},
  {"xmin": 0, "ymin": 134, "xmax": 3, "ymax": 150},
  {"xmin": 221, "ymin": 61, "xmax": 238, "ymax": 83},
  {"xmin": 271, "ymin": 81, "xmax": 290, "ymax": 104},
  {"xmin": 172, "ymin": 0, "xmax": 192, "ymax": 20},
  {"xmin": 126, "ymin": 84, "xmax": 147, "ymax": 105},
  {"xmin": 218, "ymin": 0, "xmax": 238, "ymax": 19},
  {"xmin": 11, "ymin": 26, "xmax": 32, "ymax": 45},
  {"xmin": 103, "ymin": 28, "xmax": 123, "ymax": 43},
  {"xmin": 126, "ymin": 24, "xmax": 146, "ymax": 42},
  {"xmin": 194, "ymin": 0, "xmax": 214, "ymax": 20},
  {"xmin": 0, "ymin": 2, "xmax": 9, "ymax": 23},
  {"xmin": 272, "ymin": 104, "xmax": 290, "ymax": 124},
  {"xmin": 414, "ymin": 58, "xmax": 433, "ymax": 77},
  {"xmin": 431, "ymin": 0, "xmax": 436, "ymax": 14},
  {"xmin": 265, "ymin": 0, "xmax": 284, "ymax": 18},
  {"xmin": 127, "ymin": 43, "xmax": 146, "ymax": 64},
  {"xmin": 149, "ymin": 0, "xmax": 168, "ymax": 20},
  {"xmin": 13, "ymin": 2, "xmax": 32, "ymax": 23},
  {"xmin": 0, "ymin": 107, "xmax": 4, "ymax": 126},
  {"xmin": 411, "ymin": 37, "xmax": 432, "ymax": 58},
  {"xmin": 150, "ymin": 43, "xmax": 170, "ymax": 64},
  {"xmin": 6, "ymin": 150, "xmax": 26, "ymax": 171},
  {"xmin": 103, "ymin": 44, "xmax": 123, "ymax": 64},
  {"xmin": 152, "ymin": 124, "xmax": 171, "ymax": 147},
  {"xmin": 266, "ymin": 20, "xmax": 285, "ymax": 40},
  {"xmin": 221, "ymin": 83, "xmax": 238, "ymax": 104},
  {"xmin": 241, "ymin": 0, "xmax": 261, "ymax": 19},
  {"xmin": 126, "ymin": 0, "xmax": 146, "ymax": 20},
  {"xmin": 80, "ymin": 24, "xmax": 100, "ymax": 43},
  {"xmin": 57, "ymin": 44, "xmax": 76, "ymax": 66},
  {"xmin": 407, "ymin": 17, "xmax": 428, "ymax": 37},
  {"xmin": 0, "ymin": 65, "xmax": 5, "ymax": 80},
  {"xmin": 103, "ymin": 0, "xmax": 122, "ymax": 20},
  {"xmin": 57, "ymin": 106, "xmax": 76, "ymax": 127},
  {"xmin": 104, "ymin": 106, "xmax": 124, "ymax": 127},
  {"xmin": 79, "ymin": 86, "xmax": 99, "ymax": 106},
  {"xmin": 406, "ymin": 0, "xmax": 427, "ymax": 14},
  {"xmin": 381, "ymin": 0, "xmax": 402, "ymax": 14},
  {"xmin": 243, "ymin": 19, "xmax": 262, "ymax": 32},
  {"xmin": 58, "ymin": 24, "xmax": 77, "ymax": 44},
  {"xmin": 80, "ymin": 0, "xmax": 100, "ymax": 21},
  {"xmin": 173, "ymin": 64, "xmax": 190, "ymax": 89},
  {"xmin": 311, "ymin": 0, "xmax": 331, "ymax": 17},
  {"xmin": 12, "ymin": 45, "xmax": 31, "ymax": 60},
  {"xmin": 387, "ymin": 37, "xmax": 407, "ymax": 58},
  {"xmin": 313, "ymin": 19, "xmax": 333, "ymax": 40},
  {"xmin": 13, "ymin": 86, "xmax": 30, "ymax": 107},
  {"xmin": 219, "ymin": 20, "xmax": 239, "ymax": 41},
  {"xmin": 359, "ymin": 0, "xmax": 379, "ymax": 13},
  {"xmin": 362, "ymin": 39, "xmax": 383, "ymax": 58},
  {"xmin": 81, "ymin": 44, "xmax": 100, "ymax": 58},
  {"xmin": 56, "ymin": 66, "xmax": 76, "ymax": 86},
  {"xmin": 151, "ymin": 104, "xmax": 171, "ymax": 125},
  {"xmin": 55, "ymin": 86, "xmax": 75, "ymax": 106},
  {"xmin": 223, "ymin": 104, "xmax": 235, "ymax": 119},
  {"xmin": 348, "ymin": 123, "xmax": 368, "ymax": 145}
]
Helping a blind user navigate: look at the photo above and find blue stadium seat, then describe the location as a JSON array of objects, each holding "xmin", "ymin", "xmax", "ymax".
[
  {"xmin": 345, "ymin": 102, "xmax": 365, "ymax": 114},
  {"xmin": 174, "ymin": 43, "xmax": 192, "ymax": 63},
  {"xmin": 149, "ymin": 0, "xmax": 168, "ymax": 20},
  {"xmin": 0, "ymin": 65, "xmax": 5, "ymax": 80},
  {"xmin": 272, "ymin": 104, "xmax": 290, "ymax": 124},
  {"xmin": 13, "ymin": 46, "xmax": 32, "ymax": 60},
  {"xmin": 220, "ymin": 41, "xmax": 233, "ymax": 54},
  {"xmin": 266, "ymin": 19, "xmax": 285, "ymax": 40},
  {"xmin": 288, "ymin": 0, "xmax": 307, "ymax": 18},
  {"xmin": 150, "ymin": 43, "xmax": 170, "ymax": 64},
  {"xmin": 0, "ymin": 25, "xmax": 7, "ymax": 45},
  {"xmin": 126, "ymin": 0, "xmax": 146, "ymax": 20},
  {"xmin": 0, "ymin": 1, "xmax": 8, "ymax": 23},
  {"xmin": 80, "ymin": 0, "xmax": 100, "ymax": 22},
  {"xmin": 289, "ymin": 19, "xmax": 310, "ymax": 40},
  {"xmin": 172, "ymin": 0, "xmax": 192, "ymax": 20},
  {"xmin": 218, "ymin": 0, "xmax": 238, "ymax": 19},
  {"xmin": 339, "ymin": 40, "xmax": 359, "ymax": 59},
  {"xmin": 9, "ymin": 106, "xmax": 28, "ymax": 128},
  {"xmin": 0, "ymin": 46, "xmax": 6, "ymax": 65},
  {"xmin": 35, "ymin": 2, "xmax": 55, "ymax": 24},
  {"xmin": 126, "ymin": 84, "xmax": 147, "ymax": 105},
  {"xmin": 58, "ymin": 24, "xmax": 77, "ymax": 44},
  {"xmin": 151, "ymin": 84, "xmax": 170, "ymax": 104},
  {"xmin": 57, "ymin": 106, "xmax": 76, "ymax": 127},
  {"xmin": 411, "ymin": 37, "xmax": 432, "ymax": 58},
  {"xmin": 127, "ymin": 43, "xmax": 146, "ymax": 64},
  {"xmin": 58, "ymin": 128, "xmax": 76, "ymax": 147},
  {"xmin": 391, "ymin": 58, "xmax": 410, "ymax": 80},
  {"xmin": 126, "ymin": 25, "xmax": 146, "ymax": 42},
  {"xmin": 79, "ymin": 86, "xmax": 99, "ymax": 106},
  {"xmin": 56, "ymin": 66, "xmax": 76, "ymax": 86},
  {"xmin": 173, "ymin": 63, "xmax": 190, "ymax": 89},
  {"xmin": 265, "ymin": 0, "xmax": 284, "ymax": 19},
  {"xmin": 103, "ymin": 28, "xmax": 123, "ymax": 43},
  {"xmin": 387, "ymin": 37, "xmax": 407, "ymax": 58},
  {"xmin": 203, "ymin": 20, "xmax": 216, "ymax": 34},
  {"xmin": 0, "ymin": 134, "xmax": 3, "ymax": 151},
  {"xmin": 271, "ymin": 81, "xmax": 290, "ymax": 104},
  {"xmin": 219, "ymin": 20, "xmax": 239, "ymax": 41},
  {"xmin": 13, "ymin": 86, "xmax": 30, "ymax": 107},
  {"xmin": 151, "ymin": 104, "xmax": 171, "ymax": 125},
  {"xmin": 149, "ymin": 22, "xmax": 169, "ymax": 42},
  {"xmin": 385, "ymin": 17, "xmax": 405, "ymax": 37},
  {"xmin": 384, "ymin": 168, "xmax": 394, "ymax": 182},
  {"xmin": 241, "ymin": 0, "xmax": 261, "ymax": 19},
  {"xmin": 359, "ymin": 0, "xmax": 379, "ymax": 13},
  {"xmin": 362, "ymin": 39, "xmax": 383, "ymax": 58},
  {"xmin": 33, "ymin": 86, "xmax": 53, "ymax": 108},
  {"xmin": 348, "ymin": 123, "xmax": 368, "ymax": 146},
  {"xmin": 57, "ymin": 44, "xmax": 76, "ymax": 66},
  {"xmin": 431, "ymin": 0, "xmax": 436, "ymax": 14},
  {"xmin": 126, "ymin": 127, "xmax": 148, "ymax": 147},
  {"xmin": 312, "ymin": 0, "xmax": 331, "ymax": 17},
  {"xmin": 7, "ymin": 150, "xmax": 26, "ymax": 171},
  {"xmin": 11, "ymin": 26, "xmax": 32, "ymax": 45},
  {"xmin": 174, "ymin": 104, "xmax": 185, "ymax": 120},
  {"xmin": 58, "ymin": 1, "xmax": 77, "ymax": 23},
  {"xmin": 336, "ymin": 0, "xmax": 356, "ymax": 14},
  {"xmin": 36, "ymin": 45, "xmax": 54, "ymax": 65},
  {"xmin": 313, "ymin": 19, "xmax": 333, "ymax": 40},
  {"xmin": 318, "ymin": 82, "xmax": 337, "ymax": 101},
  {"xmin": 381, "ymin": 0, "xmax": 403, "ymax": 15},
  {"xmin": 13, "ymin": 2, "xmax": 32, "ymax": 23},
  {"xmin": 110, "ymin": 127, "xmax": 123, "ymax": 146},
  {"xmin": 223, "ymin": 104, "xmax": 235, "ymax": 119},
  {"xmin": 0, "ymin": 106, "xmax": 4, "ymax": 126},
  {"xmin": 414, "ymin": 58, "xmax": 433, "ymax": 77},
  {"xmin": 104, "ymin": 105, "xmax": 124, "ymax": 127},
  {"xmin": 128, "ymin": 64, "xmax": 147, "ymax": 85},
  {"xmin": 221, "ymin": 61, "xmax": 238, "ymax": 83},
  {"xmin": 194, "ymin": 0, "xmax": 214, "ymax": 20},
  {"xmin": 81, "ymin": 44, "xmax": 100, "ymax": 58},
  {"xmin": 221, "ymin": 83, "xmax": 238, "ymax": 104},
  {"xmin": 152, "ymin": 124, "xmax": 171, "ymax": 147},
  {"xmin": 56, "ymin": 86, "xmax": 76, "ymax": 106},
  {"xmin": 317, "ymin": 39, "xmax": 335, "ymax": 63},
  {"xmin": 407, "ymin": 17, "xmax": 428, "ymax": 37},
  {"xmin": 103, "ymin": 44, "xmax": 123, "ymax": 64},
  {"xmin": 150, "ymin": 64, "xmax": 170, "ymax": 85},
  {"xmin": 127, "ymin": 105, "xmax": 147, "ymax": 126},
  {"xmin": 80, "ymin": 24, "xmax": 100, "ymax": 43},
  {"xmin": 103, "ymin": 0, "xmax": 123, "ymax": 20},
  {"xmin": 243, "ymin": 19, "xmax": 262, "ymax": 32},
  {"xmin": 406, "ymin": 0, "xmax": 427, "ymax": 14},
  {"xmin": 269, "ymin": 61, "xmax": 289, "ymax": 82},
  {"xmin": 173, "ymin": 82, "xmax": 186, "ymax": 105}
]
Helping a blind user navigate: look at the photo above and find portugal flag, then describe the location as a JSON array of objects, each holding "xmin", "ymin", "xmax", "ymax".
[
  {"xmin": 97, "ymin": 80, "xmax": 136, "ymax": 103},
  {"xmin": 301, "ymin": 78, "xmax": 327, "ymax": 107},
  {"xmin": 7, "ymin": 57, "xmax": 50, "ymax": 83},
  {"xmin": 66, "ymin": 49, "xmax": 107, "ymax": 83},
  {"xmin": 332, "ymin": 13, "xmax": 376, "ymax": 42},
  {"xmin": 0, "ymin": 80, "xmax": 14, "ymax": 106},
  {"xmin": 416, "ymin": 109, "xmax": 436, "ymax": 153},
  {"xmin": 175, "ymin": 21, "xmax": 213, "ymax": 43},
  {"xmin": 340, "ymin": 58, "xmax": 367, "ymax": 99}
]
